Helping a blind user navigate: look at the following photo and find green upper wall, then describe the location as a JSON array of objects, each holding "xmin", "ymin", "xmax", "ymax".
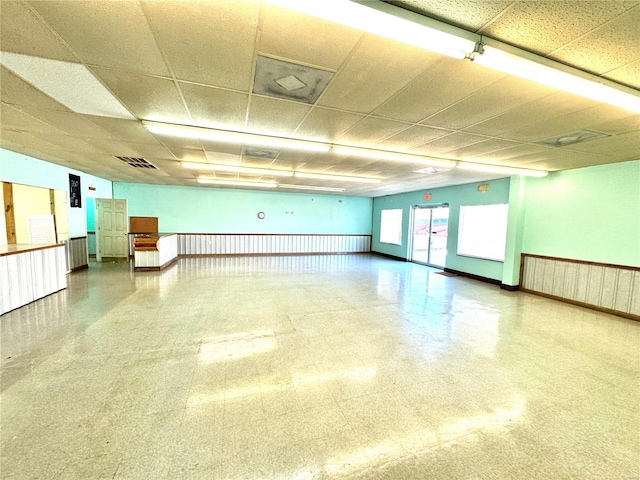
[
  {"xmin": 522, "ymin": 160, "xmax": 640, "ymax": 267},
  {"xmin": 113, "ymin": 182, "xmax": 373, "ymax": 234},
  {"xmin": 0, "ymin": 148, "xmax": 113, "ymax": 237},
  {"xmin": 372, "ymin": 178, "xmax": 511, "ymax": 281}
]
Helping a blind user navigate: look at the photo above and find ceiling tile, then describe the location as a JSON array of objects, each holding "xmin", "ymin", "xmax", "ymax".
[
  {"xmin": 376, "ymin": 125, "xmax": 452, "ymax": 150},
  {"xmin": 199, "ymin": 141, "xmax": 243, "ymax": 157},
  {"xmin": 27, "ymin": 0, "xmax": 170, "ymax": 76},
  {"xmin": 122, "ymin": 142, "xmax": 175, "ymax": 160},
  {"xmin": 259, "ymin": 4, "xmax": 363, "ymax": 71},
  {"xmin": 93, "ymin": 68, "xmax": 190, "ymax": 124},
  {"xmin": 463, "ymin": 92, "xmax": 600, "ymax": 137},
  {"xmin": 501, "ymin": 103, "xmax": 640, "ymax": 143},
  {"xmin": 0, "ymin": 1, "xmax": 76, "ymax": 61},
  {"xmin": 72, "ymin": 137, "xmax": 141, "ymax": 157},
  {"xmin": 550, "ymin": 6, "xmax": 640, "ymax": 78},
  {"xmin": 412, "ymin": 132, "xmax": 489, "ymax": 156},
  {"xmin": 466, "ymin": 144, "xmax": 555, "ymax": 163},
  {"xmin": 561, "ymin": 131, "xmax": 640, "ymax": 158},
  {"xmin": 179, "ymin": 82, "xmax": 249, "ymax": 131},
  {"xmin": 142, "ymin": 0, "xmax": 259, "ymax": 91},
  {"xmin": 423, "ymin": 75, "xmax": 557, "ymax": 130},
  {"xmin": 0, "ymin": 104, "xmax": 68, "ymax": 136},
  {"xmin": 603, "ymin": 59, "xmax": 640, "ymax": 90},
  {"xmin": 396, "ymin": 0, "xmax": 513, "ymax": 32},
  {"xmin": 165, "ymin": 147, "xmax": 207, "ymax": 163},
  {"xmin": 318, "ymin": 34, "xmax": 442, "ymax": 114},
  {"xmin": 337, "ymin": 117, "xmax": 411, "ymax": 147},
  {"xmin": 481, "ymin": 1, "xmax": 637, "ymax": 56},
  {"xmin": 85, "ymin": 117, "xmax": 162, "ymax": 144},
  {"xmin": 16, "ymin": 107, "xmax": 117, "ymax": 138},
  {"xmin": 246, "ymin": 96, "xmax": 311, "ymax": 137},
  {"xmin": 23, "ymin": 133, "xmax": 104, "ymax": 153},
  {"xmin": 293, "ymin": 107, "xmax": 365, "ymax": 143},
  {"xmin": 373, "ymin": 58, "xmax": 506, "ymax": 123},
  {"xmin": 444, "ymin": 138, "xmax": 522, "ymax": 160},
  {"xmin": 0, "ymin": 129, "xmax": 62, "ymax": 153},
  {"xmin": 0, "ymin": 67, "xmax": 70, "ymax": 111}
]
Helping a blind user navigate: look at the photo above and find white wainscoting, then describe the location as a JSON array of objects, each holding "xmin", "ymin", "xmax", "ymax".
[
  {"xmin": 521, "ymin": 254, "xmax": 640, "ymax": 320},
  {"xmin": 0, "ymin": 245, "xmax": 67, "ymax": 315},
  {"xmin": 65, "ymin": 237, "xmax": 88, "ymax": 272},
  {"xmin": 178, "ymin": 234, "xmax": 371, "ymax": 256}
]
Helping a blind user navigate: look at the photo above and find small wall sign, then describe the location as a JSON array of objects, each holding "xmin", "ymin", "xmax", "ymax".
[
  {"xmin": 424, "ymin": 193, "xmax": 432, "ymax": 201},
  {"xmin": 478, "ymin": 184, "xmax": 490, "ymax": 192},
  {"xmin": 69, "ymin": 174, "xmax": 81, "ymax": 208}
]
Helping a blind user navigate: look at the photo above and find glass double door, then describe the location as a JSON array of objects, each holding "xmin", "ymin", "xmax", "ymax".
[{"xmin": 411, "ymin": 206, "xmax": 449, "ymax": 268}]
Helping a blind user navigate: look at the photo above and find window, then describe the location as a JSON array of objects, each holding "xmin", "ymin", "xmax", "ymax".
[
  {"xmin": 380, "ymin": 209, "xmax": 403, "ymax": 245},
  {"xmin": 457, "ymin": 204, "xmax": 509, "ymax": 262}
]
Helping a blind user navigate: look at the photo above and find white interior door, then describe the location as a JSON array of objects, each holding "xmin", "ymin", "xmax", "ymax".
[{"xmin": 96, "ymin": 199, "xmax": 128, "ymax": 262}]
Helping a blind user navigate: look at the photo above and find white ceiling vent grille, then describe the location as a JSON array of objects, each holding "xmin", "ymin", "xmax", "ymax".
[
  {"xmin": 536, "ymin": 130, "xmax": 612, "ymax": 147},
  {"xmin": 115, "ymin": 156, "xmax": 157, "ymax": 169}
]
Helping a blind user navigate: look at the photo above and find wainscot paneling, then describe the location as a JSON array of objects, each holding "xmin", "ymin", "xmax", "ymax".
[
  {"xmin": 65, "ymin": 237, "xmax": 88, "ymax": 272},
  {"xmin": 177, "ymin": 234, "xmax": 371, "ymax": 256},
  {"xmin": 521, "ymin": 254, "xmax": 639, "ymax": 321}
]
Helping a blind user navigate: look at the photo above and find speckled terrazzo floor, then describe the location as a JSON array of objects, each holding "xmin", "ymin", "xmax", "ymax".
[{"xmin": 1, "ymin": 255, "xmax": 638, "ymax": 479}]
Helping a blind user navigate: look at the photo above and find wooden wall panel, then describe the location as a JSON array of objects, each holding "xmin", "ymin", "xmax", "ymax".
[{"xmin": 521, "ymin": 254, "xmax": 639, "ymax": 321}]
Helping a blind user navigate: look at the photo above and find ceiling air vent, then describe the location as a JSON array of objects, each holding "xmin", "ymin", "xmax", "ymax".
[
  {"xmin": 115, "ymin": 156, "xmax": 157, "ymax": 169},
  {"xmin": 536, "ymin": 130, "xmax": 611, "ymax": 147},
  {"xmin": 253, "ymin": 55, "xmax": 334, "ymax": 104}
]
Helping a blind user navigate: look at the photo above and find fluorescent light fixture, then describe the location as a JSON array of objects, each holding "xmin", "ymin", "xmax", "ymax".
[
  {"xmin": 264, "ymin": 0, "xmax": 476, "ymax": 59},
  {"xmin": 279, "ymin": 184, "xmax": 346, "ymax": 192},
  {"xmin": 457, "ymin": 162, "xmax": 548, "ymax": 177},
  {"xmin": 333, "ymin": 146, "xmax": 456, "ymax": 168},
  {"xmin": 183, "ymin": 162, "xmax": 293, "ymax": 177},
  {"xmin": 197, "ymin": 178, "xmax": 278, "ymax": 188},
  {"xmin": 143, "ymin": 121, "xmax": 330, "ymax": 153},
  {"xmin": 473, "ymin": 45, "xmax": 640, "ymax": 114},
  {"xmin": 294, "ymin": 172, "xmax": 381, "ymax": 184},
  {"xmin": 0, "ymin": 52, "xmax": 134, "ymax": 119}
]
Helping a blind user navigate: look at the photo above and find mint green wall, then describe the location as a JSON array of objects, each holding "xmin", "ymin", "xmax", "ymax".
[
  {"xmin": 502, "ymin": 176, "xmax": 526, "ymax": 286},
  {"xmin": 0, "ymin": 149, "xmax": 113, "ymax": 237},
  {"xmin": 113, "ymin": 182, "xmax": 373, "ymax": 234},
  {"xmin": 522, "ymin": 160, "xmax": 640, "ymax": 267},
  {"xmin": 372, "ymin": 178, "xmax": 511, "ymax": 280}
]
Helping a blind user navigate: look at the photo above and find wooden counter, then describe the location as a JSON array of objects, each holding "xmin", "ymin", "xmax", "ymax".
[
  {"xmin": 133, "ymin": 233, "xmax": 178, "ymax": 271},
  {"xmin": 0, "ymin": 243, "xmax": 67, "ymax": 315}
]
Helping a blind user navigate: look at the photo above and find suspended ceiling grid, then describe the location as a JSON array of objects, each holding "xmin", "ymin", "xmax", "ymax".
[{"xmin": 0, "ymin": 0, "xmax": 638, "ymax": 197}]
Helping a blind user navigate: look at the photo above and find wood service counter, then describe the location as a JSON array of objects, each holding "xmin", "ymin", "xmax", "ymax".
[
  {"xmin": 133, "ymin": 233, "xmax": 178, "ymax": 271},
  {"xmin": 0, "ymin": 243, "xmax": 67, "ymax": 315}
]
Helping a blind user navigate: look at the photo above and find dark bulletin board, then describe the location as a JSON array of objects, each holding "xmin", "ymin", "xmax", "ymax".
[{"xmin": 69, "ymin": 173, "xmax": 81, "ymax": 208}]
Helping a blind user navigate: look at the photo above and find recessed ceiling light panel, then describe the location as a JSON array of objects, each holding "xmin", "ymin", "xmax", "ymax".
[{"xmin": 1, "ymin": 52, "xmax": 134, "ymax": 119}]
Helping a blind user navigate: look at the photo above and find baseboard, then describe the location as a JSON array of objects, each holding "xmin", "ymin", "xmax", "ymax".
[
  {"xmin": 500, "ymin": 284, "xmax": 520, "ymax": 291},
  {"xmin": 443, "ymin": 267, "xmax": 502, "ymax": 286},
  {"xmin": 521, "ymin": 288, "xmax": 640, "ymax": 322},
  {"xmin": 69, "ymin": 264, "xmax": 89, "ymax": 273},
  {"xmin": 371, "ymin": 251, "xmax": 409, "ymax": 262}
]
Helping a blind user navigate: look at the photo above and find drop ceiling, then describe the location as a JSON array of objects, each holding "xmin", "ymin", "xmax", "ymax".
[{"xmin": 0, "ymin": 0, "xmax": 638, "ymax": 197}]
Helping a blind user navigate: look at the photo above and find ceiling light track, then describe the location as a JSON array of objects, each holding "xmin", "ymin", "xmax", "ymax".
[
  {"xmin": 265, "ymin": 0, "xmax": 640, "ymax": 114},
  {"xmin": 182, "ymin": 161, "xmax": 382, "ymax": 184}
]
